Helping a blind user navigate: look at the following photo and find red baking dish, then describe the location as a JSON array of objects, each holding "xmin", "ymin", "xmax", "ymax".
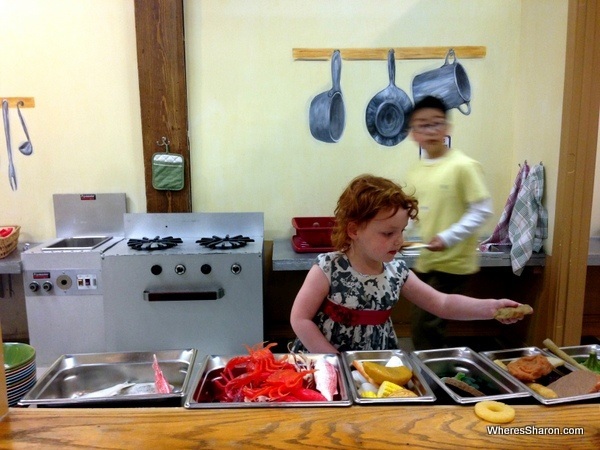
[{"xmin": 291, "ymin": 217, "xmax": 335, "ymax": 247}]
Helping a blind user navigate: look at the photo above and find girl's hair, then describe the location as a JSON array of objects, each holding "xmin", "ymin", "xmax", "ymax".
[{"xmin": 331, "ymin": 174, "xmax": 419, "ymax": 251}]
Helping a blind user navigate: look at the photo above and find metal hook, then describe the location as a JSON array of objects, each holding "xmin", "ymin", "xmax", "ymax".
[{"xmin": 156, "ymin": 136, "xmax": 170, "ymax": 153}]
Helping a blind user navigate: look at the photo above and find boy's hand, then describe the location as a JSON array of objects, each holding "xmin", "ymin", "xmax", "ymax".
[{"xmin": 427, "ymin": 235, "xmax": 446, "ymax": 251}]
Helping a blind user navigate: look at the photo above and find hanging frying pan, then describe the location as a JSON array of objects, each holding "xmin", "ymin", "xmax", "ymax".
[
  {"xmin": 366, "ymin": 49, "xmax": 413, "ymax": 146},
  {"xmin": 309, "ymin": 50, "xmax": 345, "ymax": 143}
]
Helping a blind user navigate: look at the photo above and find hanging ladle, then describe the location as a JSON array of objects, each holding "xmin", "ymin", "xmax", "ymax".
[{"xmin": 16, "ymin": 100, "xmax": 33, "ymax": 155}]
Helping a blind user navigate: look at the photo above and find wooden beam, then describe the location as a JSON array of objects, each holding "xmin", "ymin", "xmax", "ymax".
[
  {"xmin": 0, "ymin": 97, "xmax": 35, "ymax": 108},
  {"xmin": 533, "ymin": 0, "xmax": 600, "ymax": 346},
  {"xmin": 292, "ymin": 46, "xmax": 486, "ymax": 61},
  {"xmin": 134, "ymin": 0, "xmax": 191, "ymax": 213}
]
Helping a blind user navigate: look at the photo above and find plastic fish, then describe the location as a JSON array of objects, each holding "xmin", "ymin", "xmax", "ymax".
[
  {"xmin": 75, "ymin": 381, "xmax": 135, "ymax": 398},
  {"xmin": 153, "ymin": 354, "xmax": 172, "ymax": 394},
  {"xmin": 314, "ymin": 359, "xmax": 338, "ymax": 401}
]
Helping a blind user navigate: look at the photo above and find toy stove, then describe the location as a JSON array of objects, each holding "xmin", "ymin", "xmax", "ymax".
[{"xmin": 101, "ymin": 213, "xmax": 264, "ymax": 357}]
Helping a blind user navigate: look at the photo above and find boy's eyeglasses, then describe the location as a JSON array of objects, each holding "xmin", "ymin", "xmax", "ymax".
[{"xmin": 411, "ymin": 122, "xmax": 447, "ymax": 133}]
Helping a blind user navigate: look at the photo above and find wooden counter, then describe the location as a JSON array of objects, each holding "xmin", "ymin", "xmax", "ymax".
[{"xmin": 1, "ymin": 404, "xmax": 598, "ymax": 449}]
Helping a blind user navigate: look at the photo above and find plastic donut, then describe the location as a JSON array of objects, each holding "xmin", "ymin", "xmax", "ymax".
[{"xmin": 474, "ymin": 401, "xmax": 516, "ymax": 424}]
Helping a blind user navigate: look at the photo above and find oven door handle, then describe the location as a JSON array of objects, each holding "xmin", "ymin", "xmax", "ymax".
[{"xmin": 143, "ymin": 287, "xmax": 225, "ymax": 302}]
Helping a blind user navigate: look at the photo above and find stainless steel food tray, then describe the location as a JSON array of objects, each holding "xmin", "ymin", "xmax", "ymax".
[
  {"xmin": 341, "ymin": 350, "xmax": 436, "ymax": 404},
  {"xmin": 412, "ymin": 347, "xmax": 530, "ymax": 404},
  {"xmin": 19, "ymin": 349, "xmax": 197, "ymax": 407},
  {"xmin": 185, "ymin": 353, "xmax": 351, "ymax": 408},
  {"xmin": 481, "ymin": 346, "xmax": 600, "ymax": 405}
]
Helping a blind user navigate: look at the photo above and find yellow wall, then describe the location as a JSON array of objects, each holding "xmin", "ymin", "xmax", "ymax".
[
  {"xmin": 516, "ymin": 0, "xmax": 568, "ymax": 248},
  {"xmin": 185, "ymin": 0, "xmax": 516, "ymax": 240},
  {"xmin": 0, "ymin": 0, "xmax": 145, "ymax": 242},
  {"xmin": 2, "ymin": 0, "xmax": 590, "ymax": 251}
]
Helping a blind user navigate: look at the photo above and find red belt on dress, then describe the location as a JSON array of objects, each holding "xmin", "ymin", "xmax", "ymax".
[{"xmin": 321, "ymin": 298, "xmax": 392, "ymax": 326}]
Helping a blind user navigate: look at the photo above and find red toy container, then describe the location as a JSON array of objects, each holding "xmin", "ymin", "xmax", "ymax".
[{"xmin": 292, "ymin": 217, "xmax": 335, "ymax": 247}]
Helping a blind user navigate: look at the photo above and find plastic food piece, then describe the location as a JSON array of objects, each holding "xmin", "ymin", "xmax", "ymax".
[
  {"xmin": 358, "ymin": 382, "xmax": 379, "ymax": 396},
  {"xmin": 153, "ymin": 354, "xmax": 172, "ymax": 394},
  {"xmin": 376, "ymin": 380, "xmax": 416, "ymax": 398},
  {"xmin": 582, "ymin": 350, "xmax": 600, "ymax": 374},
  {"xmin": 313, "ymin": 359, "xmax": 338, "ymax": 401},
  {"xmin": 75, "ymin": 382, "xmax": 135, "ymax": 398},
  {"xmin": 351, "ymin": 370, "xmax": 368, "ymax": 387},
  {"xmin": 385, "ymin": 356, "xmax": 403, "ymax": 367},
  {"xmin": 377, "ymin": 380, "xmax": 402, "ymax": 397},
  {"xmin": 474, "ymin": 401, "xmax": 516, "ymax": 424},
  {"xmin": 543, "ymin": 338, "xmax": 591, "ymax": 372},
  {"xmin": 442, "ymin": 377, "xmax": 485, "ymax": 397},
  {"xmin": 546, "ymin": 370, "xmax": 600, "ymax": 397},
  {"xmin": 545, "ymin": 356, "xmax": 565, "ymax": 368},
  {"xmin": 455, "ymin": 372, "xmax": 479, "ymax": 389},
  {"xmin": 527, "ymin": 383, "xmax": 558, "ymax": 398},
  {"xmin": 493, "ymin": 359, "xmax": 508, "ymax": 370},
  {"xmin": 352, "ymin": 360, "xmax": 377, "ymax": 385},
  {"xmin": 360, "ymin": 391, "xmax": 378, "ymax": 398},
  {"xmin": 507, "ymin": 354, "xmax": 554, "ymax": 382},
  {"xmin": 362, "ymin": 361, "xmax": 412, "ymax": 386},
  {"xmin": 387, "ymin": 388, "xmax": 418, "ymax": 398},
  {"xmin": 494, "ymin": 304, "xmax": 533, "ymax": 320}
]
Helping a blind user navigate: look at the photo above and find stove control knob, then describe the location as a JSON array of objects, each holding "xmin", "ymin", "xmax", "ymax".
[
  {"xmin": 175, "ymin": 264, "xmax": 186, "ymax": 275},
  {"xmin": 201, "ymin": 264, "xmax": 212, "ymax": 275},
  {"xmin": 28, "ymin": 282, "xmax": 40, "ymax": 292},
  {"xmin": 231, "ymin": 263, "xmax": 242, "ymax": 275},
  {"xmin": 151, "ymin": 265, "xmax": 162, "ymax": 275},
  {"xmin": 42, "ymin": 281, "xmax": 53, "ymax": 292}
]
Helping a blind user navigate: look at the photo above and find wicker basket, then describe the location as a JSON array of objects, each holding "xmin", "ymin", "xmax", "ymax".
[{"xmin": 0, "ymin": 226, "xmax": 20, "ymax": 259}]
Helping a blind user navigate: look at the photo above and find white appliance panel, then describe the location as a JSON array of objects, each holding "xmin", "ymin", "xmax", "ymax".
[{"xmin": 25, "ymin": 295, "xmax": 106, "ymax": 366}]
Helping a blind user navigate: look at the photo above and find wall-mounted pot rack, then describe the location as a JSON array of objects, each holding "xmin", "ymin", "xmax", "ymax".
[
  {"xmin": 1, "ymin": 97, "xmax": 35, "ymax": 108},
  {"xmin": 292, "ymin": 46, "xmax": 486, "ymax": 61}
]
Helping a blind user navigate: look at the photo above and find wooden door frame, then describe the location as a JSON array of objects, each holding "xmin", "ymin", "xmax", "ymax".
[
  {"xmin": 531, "ymin": 0, "xmax": 600, "ymax": 346},
  {"xmin": 134, "ymin": 0, "xmax": 191, "ymax": 213}
]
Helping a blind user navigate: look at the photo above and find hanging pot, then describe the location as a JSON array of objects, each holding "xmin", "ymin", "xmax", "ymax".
[
  {"xmin": 412, "ymin": 48, "xmax": 472, "ymax": 115},
  {"xmin": 309, "ymin": 50, "xmax": 345, "ymax": 143},
  {"xmin": 365, "ymin": 49, "xmax": 413, "ymax": 146}
]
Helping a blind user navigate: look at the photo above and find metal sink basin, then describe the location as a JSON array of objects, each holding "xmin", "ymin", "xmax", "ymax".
[{"xmin": 42, "ymin": 236, "xmax": 112, "ymax": 252}]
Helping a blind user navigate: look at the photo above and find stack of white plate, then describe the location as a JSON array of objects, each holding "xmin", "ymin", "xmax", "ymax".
[{"xmin": 4, "ymin": 343, "xmax": 36, "ymax": 406}]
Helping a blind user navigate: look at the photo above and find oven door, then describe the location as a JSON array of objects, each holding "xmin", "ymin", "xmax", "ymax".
[{"xmin": 102, "ymin": 252, "xmax": 264, "ymax": 356}]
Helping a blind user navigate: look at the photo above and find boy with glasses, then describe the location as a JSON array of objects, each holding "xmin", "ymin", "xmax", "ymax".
[{"xmin": 406, "ymin": 96, "xmax": 493, "ymax": 349}]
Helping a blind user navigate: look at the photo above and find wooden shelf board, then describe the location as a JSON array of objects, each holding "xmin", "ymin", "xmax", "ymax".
[
  {"xmin": 293, "ymin": 46, "xmax": 486, "ymax": 61},
  {"xmin": 1, "ymin": 97, "xmax": 35, "ymax": 108}
]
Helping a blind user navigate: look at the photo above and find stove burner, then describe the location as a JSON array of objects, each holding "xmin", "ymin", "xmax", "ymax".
[
  {"xmin": 127, "ymin": 236, "xmax": 183, "ymax": 251},
  {"xmin": 196, "ymin": 234, "xmax": 255, "ymax": 250}
]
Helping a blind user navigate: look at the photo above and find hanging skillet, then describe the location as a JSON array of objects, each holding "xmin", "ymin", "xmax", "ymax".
[
  {"xmin": 366, "ymin": 49, "xmax": 413, "ymax": 146},
  {"xmin": 309, "ymin": 49, "xmax": 345, "ymax": 143}
]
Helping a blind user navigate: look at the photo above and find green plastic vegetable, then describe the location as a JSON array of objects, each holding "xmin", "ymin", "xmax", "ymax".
[{"xmin": 582, "ymin": 350, "xmax": 600, "ymax": 374}]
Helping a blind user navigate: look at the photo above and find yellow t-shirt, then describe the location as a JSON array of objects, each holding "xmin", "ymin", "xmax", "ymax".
[{"xmin": 406, "ymin": 148, "xmax": 490, "ymax": 275}]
